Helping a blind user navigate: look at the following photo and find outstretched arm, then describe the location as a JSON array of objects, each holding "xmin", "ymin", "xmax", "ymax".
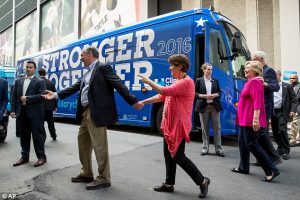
[
  {"xmin": 141, "ymin": 95, "xmax": 162, "ymax": 105},
  {"xmin": 42, "ymin": 81, "xmax": 81, "ymax": 100},
  {"xmin": 138, "ymin": 75, "xmax": 163, "ymax": 94},
  {"xmin": 42, "ymin": 90, "xmax": 56, "ymax": 100}
]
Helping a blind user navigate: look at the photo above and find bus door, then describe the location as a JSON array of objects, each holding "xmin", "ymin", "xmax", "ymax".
[
  {"xmin": 204, "ymin": 22, "xmax": 236, "ymax": 135},
  {"xmin": 193, "ymin": 34, "xmax": 205, "ymax": 129},
  {"xmin": 195, "ymin": 34, "xmax": 205, "ymax": 79}
]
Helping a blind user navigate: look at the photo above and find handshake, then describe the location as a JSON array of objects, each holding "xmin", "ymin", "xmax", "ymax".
[
  {"xmin": 41, "ymin": 90, "xmax": 146, "ymax": 110},
  {"xmin": 133, "ymin": 101, "xmax": 144, "ymax": 110}
]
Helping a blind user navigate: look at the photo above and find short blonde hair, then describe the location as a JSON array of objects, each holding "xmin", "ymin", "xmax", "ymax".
[
  {"xmin": 201, "ymin": 63, "xmax": 212, "ymax": 70},
  {"xmin": 245, "ymin": 61, "xmax": 262, "ymax": 77}
]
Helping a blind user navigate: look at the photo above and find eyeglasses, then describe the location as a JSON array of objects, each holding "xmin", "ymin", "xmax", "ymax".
[{"xmin": 290, "ymin": 78, "xmax": 296, "ymax": 79}]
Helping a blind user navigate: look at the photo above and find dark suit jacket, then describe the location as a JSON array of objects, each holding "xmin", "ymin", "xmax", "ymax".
[
  {"xmin": 11, "ymin": 76, "xmax": 46, "ymax": 119},
  {"xmin": 194, "ymin": 77, "xmax": 222, "ymax": 113},
  {"xmin": 0, "ymin": 78, "xmax": 8, "ymax": 120},
  {"xmin": 293, "ymin": 83, "xmax": 300, "ymax": 114},
  {"xmin": 41, "ymin": 77, "xmax": 57, "ymax": 111},
  {"xmin": 263, "ymin": 65, "xmax": 280, "ymax": 119},
  {"xmin": 58, "ymin": 61, "xmax": 138, "ymax": 127},
  {"xmin": 279, "ymin": 82, "xmax": 297, "ymax": 122}
]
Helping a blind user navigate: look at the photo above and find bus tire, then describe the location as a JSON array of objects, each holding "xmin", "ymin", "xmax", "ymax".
[
  {"xmin": 156, "ymin": 105, "xmax": 163, "ymax": 134},
  {"xmin": 0, "ymin": 115, "xmax": 9, "ymax": 143},
  {"xmin": 0, "ymin": 131, "xmax": 7, "ymax": 143},
  {"xmin": 0, "ymin": 126, "xmax": 7, "ymax": 143}
]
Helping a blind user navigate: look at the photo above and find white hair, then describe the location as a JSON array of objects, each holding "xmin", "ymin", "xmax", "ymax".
[
  {"xmin": 252, "ymin": 51, "xmax": 266, "ymax": 60},
  {"xmin": 275, "ymin": 69, "xmax": 281, "ymax": 74}
]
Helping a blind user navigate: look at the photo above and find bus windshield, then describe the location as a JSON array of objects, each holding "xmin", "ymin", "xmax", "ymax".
[{"xmin": 221, "ymin": 22, "xmax": 251, "ymax": 79}]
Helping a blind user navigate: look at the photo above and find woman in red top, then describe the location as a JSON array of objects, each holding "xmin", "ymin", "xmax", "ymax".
[
  {"xmin": 139, "ymin": 54, "xmax": 210, "ymax": 198},
  {"xmin": 231, "ymin": 61, "xmax": 280, "ymax": 182}
]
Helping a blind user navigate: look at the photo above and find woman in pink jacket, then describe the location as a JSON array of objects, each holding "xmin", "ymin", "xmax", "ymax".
[
  {"xmin": 231, "ymin": 61, "xmax": 280, "ymax": 182},
  {"xmin": 139, "ymin": 54, "xmax": 210, "ymax": 198}
]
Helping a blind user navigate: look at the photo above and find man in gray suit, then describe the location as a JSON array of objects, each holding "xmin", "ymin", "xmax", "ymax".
[
  {"xmin": 289, "ymin": 74, "xmax": 300, "ymax": 146},
  {"xmin": 44, "ymin": 46, "xmax": 143, "ymax": 190}
]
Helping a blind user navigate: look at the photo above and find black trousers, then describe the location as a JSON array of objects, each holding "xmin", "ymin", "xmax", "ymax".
[
  {"xmin": 19, "ymin": 107, "xmax": 46, "ymax": 160},
  {"xmin": 257, "ymin": 117, "xmax": 280, "ymax": 162},
  {"xmin": 16, "ymin": 117, "xmax": 21, "ymax": 137},
  {"xmin": 44, "ymin": 110, "xmax": 56, "ymax": 138},
  {"xmin": 164, "ymin": 138, "xmax": 204, "ymax": 185},
  {"xmin": 238, "ymin": 126, "xmax": 278, "ymax": 176},
  {"xmin": 271, "ymin": 109, "xmax": 290, "ymax": 154}
]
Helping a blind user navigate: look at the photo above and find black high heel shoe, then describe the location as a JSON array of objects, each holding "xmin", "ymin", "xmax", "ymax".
[
  {"xmin": 262, "ymin": 171, "xmax": 280, "ymax": 182},
  {"xmin": 231, "ymin": 168, "xmax": 249, "ymax": 174}
]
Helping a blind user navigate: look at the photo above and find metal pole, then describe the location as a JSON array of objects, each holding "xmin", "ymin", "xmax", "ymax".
[{"xmin": 12, "ymin": 0, "xmax": 15, "ymax": 67}]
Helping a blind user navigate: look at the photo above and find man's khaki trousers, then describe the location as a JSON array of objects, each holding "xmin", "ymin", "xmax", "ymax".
[{"xmin": 78, "ymin": 108, "xmax": 111, "ymax": 183}]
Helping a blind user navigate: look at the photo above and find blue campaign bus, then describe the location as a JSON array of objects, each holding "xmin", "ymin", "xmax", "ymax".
[
  {"xmin": 0, "ymin": 66, "xmax": 16, "ymax": 112},
  {"xmin": 16, "ymin": 8, "xmax": 251, "ymax": 135}
]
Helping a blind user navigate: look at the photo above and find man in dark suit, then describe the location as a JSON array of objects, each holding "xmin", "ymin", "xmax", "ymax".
[
  {"xmin": 252, "ymin": 51, "xmax": 282, "ymax": 165},
  {"xmin": 44, "ymin": 46, "xmax": 143, "ymax": 190},
  {"xmin": 11, "ymin": 60, "xmax": 47, "ymax": 167},
  {"xmin": 0, "ymin": 78, "xmax": 8, "ymax": 121},
  {"xmin": 195, "ymin": 63, "xmax": 224, "ymax": 157},
  {"xmin": 271, "ymin": 70, "xmax": 297, "ymax": 160},
  {"xmin": 38, "ymin": 68, "xmax": 57, "ymax": 141},
  {"xmin": 11, "ymin": 74, "xmax": 25, "ymax": 137},
  {"xmin": 289, "ymin": 74, "xmax": 300, "ymax": 146}
]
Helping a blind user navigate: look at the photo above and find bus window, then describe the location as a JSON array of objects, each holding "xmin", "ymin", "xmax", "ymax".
[
  {"xmin": 208, "ymin": 28, "xmax": 229, "ymax": 73},
  {"xmin": 222, "ymin": 22, "xmax": 251, "ymax": 79}
]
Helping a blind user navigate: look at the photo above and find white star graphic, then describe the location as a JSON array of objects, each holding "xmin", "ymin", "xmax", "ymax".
[{"xmin": 195, "ymin": 17, "xmax": 208, "ymax": 27}]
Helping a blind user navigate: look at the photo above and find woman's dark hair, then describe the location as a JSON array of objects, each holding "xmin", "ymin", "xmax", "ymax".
[
  {"xmin": 38, "ymin": 68, "xmax": 46, "ymax": 76},
  {"xmin": 168, "ymin": 54, "xmax": 190, "ymax": 72}
]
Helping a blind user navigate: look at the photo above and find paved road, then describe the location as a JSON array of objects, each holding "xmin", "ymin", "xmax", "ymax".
[{"xmin": 1, "ymin": 118, "xmax": 300, "ymax": 200}]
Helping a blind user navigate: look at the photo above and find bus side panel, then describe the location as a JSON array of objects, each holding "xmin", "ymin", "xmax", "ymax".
[{"xmin": 112, "ymin": 15, "xmax": 194, "ymax": 127}]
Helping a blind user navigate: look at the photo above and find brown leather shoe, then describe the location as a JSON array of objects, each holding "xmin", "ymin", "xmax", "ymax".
[
  {"xmin": 13, "ymin": 158, "xmax": 29, "ymax": 167},
  {"xmin": 34, "ymin": 159, "xmax": 47, "ymax": 167},
  {"xmin": 85, "ymin": 180, "xmax": 111, "ymax": 190},
  {"xmin": 71, "ymin": 175, "xmax": 94, "ymax": 183}
]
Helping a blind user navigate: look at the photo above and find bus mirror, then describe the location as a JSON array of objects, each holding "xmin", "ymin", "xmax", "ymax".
[{"xmin": 231, "ymin": 32, "xmax": 242, "ymax": 55}]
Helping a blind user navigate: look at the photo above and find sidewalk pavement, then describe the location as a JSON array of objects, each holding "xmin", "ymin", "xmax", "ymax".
[{"xmin": 17, "ymin": 138, "xmax": 300, "ymax": 200}]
